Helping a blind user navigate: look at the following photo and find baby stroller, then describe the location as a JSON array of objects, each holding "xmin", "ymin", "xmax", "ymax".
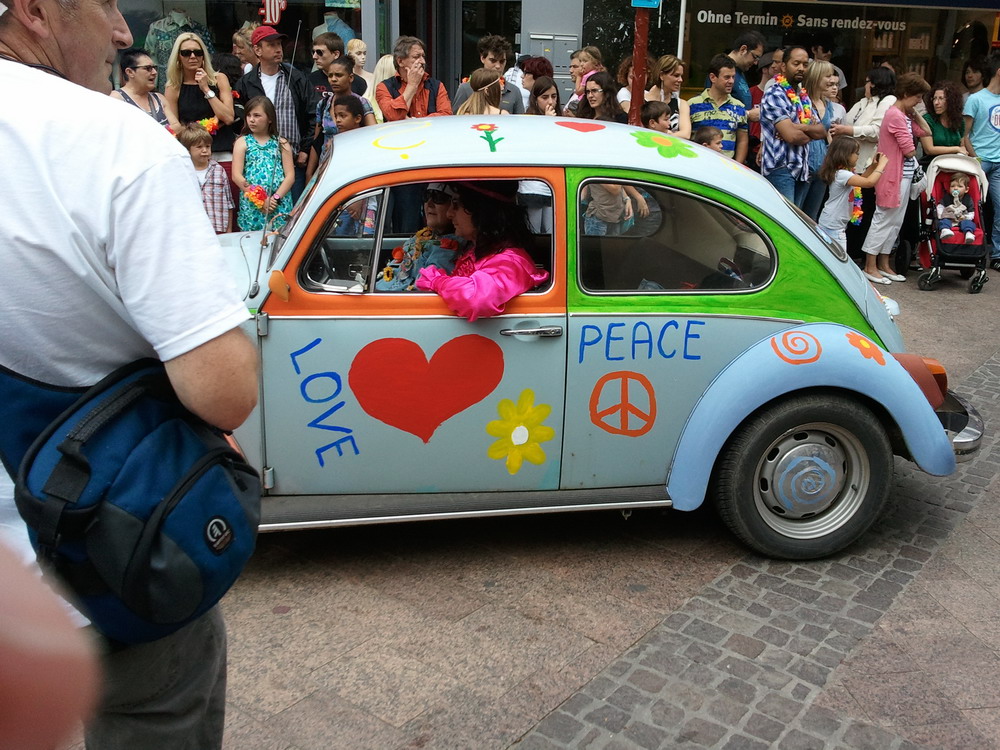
[{"xmin": 916, "ymin": 154, "xmax": 990, "ymax": 294}]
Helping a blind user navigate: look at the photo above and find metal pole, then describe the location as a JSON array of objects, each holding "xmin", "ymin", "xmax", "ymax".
[{"xmin": 628, "ymin": 8, "xmax": 651, "ymax": 127}]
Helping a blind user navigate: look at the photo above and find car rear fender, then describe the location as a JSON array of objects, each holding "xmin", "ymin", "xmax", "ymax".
[{"xmin": 666, "ymin": 322, "xmax": 955, "ymax": 511}]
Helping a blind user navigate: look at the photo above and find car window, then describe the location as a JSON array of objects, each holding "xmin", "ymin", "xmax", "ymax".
[
  {"xmin": 300, "ymin": 189, "xmax": 384, "ymax": 293},
  {"xmin": 578, "ymin": 180, "xmax": 774, "ymax": 293},
  {"xmin": 371, "ymin": 179, "xmax": 554, "ymax": 294}
]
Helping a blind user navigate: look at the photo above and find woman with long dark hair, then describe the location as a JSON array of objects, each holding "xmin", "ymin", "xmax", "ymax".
[
  {"xmin": 525, "ymin": 76, "xmax": 561, "ymax": 116},
  {"xmin": 416, "ymin": 181, "xmax": 548, "ymax": 321},
  {"xmin": 919, "ymin": 80, "xmax": 967, "ymax": 162},
  {"xmin": 577, "ymin": 71, "xmax": 626, "ymax": 123}
]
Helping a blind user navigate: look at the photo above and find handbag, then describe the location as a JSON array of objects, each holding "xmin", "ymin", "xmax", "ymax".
[{"xmin": 0, "ymin": 359, "xmax": 261, "ymax": 645}]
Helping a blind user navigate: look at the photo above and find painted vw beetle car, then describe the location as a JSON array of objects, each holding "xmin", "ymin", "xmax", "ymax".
[{"xmin": 221, "ymin": 115, "xmax": 982, "ymax": 560}]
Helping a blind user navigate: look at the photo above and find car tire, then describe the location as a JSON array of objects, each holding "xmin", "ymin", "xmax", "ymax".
[{"xmin": 711, "ymin": 393, "xmax": 892, "ymax": 560}]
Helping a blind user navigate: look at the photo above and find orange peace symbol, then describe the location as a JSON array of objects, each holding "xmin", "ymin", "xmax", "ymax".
[{"xmin": 589, "ymin": 371, "xmax": 657, "ymax": 437}]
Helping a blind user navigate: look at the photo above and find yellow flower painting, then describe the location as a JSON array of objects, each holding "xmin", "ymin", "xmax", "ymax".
[{"xmin": 486, "ymin": 389, "xmax": 555, "ymax": 475}]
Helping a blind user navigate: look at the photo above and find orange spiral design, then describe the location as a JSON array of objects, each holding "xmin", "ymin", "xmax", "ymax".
[{"xmin": 770, "ymin": 331, "xmax": 822, "ymax": 365}]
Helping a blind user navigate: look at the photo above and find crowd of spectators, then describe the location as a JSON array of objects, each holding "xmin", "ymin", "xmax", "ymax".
[{"xmin": 108, "ymin": 23, "xmax": 1000, "ymax": 275}]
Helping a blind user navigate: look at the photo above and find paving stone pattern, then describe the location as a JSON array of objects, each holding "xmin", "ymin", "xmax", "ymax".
[{"xmin": 513, "ymin": 355, "xmax": 1000, "ymax": 749}]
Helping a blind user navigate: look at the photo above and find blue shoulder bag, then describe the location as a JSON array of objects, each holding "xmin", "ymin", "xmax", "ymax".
[{"xmin": 0, "ymin": 359, "xmax": 260, "ymax": 645}]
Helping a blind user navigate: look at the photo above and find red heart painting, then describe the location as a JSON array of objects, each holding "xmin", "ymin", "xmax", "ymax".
[
  {"xmin": 556, "ymin": 121, "xmax": 606, "ymax": 133},
  {"xmin": 349, "ymin": 335, "xmax": 504, "ymax": 443}
]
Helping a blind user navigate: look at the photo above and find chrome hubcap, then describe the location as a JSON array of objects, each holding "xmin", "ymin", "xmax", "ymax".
[{"xmin": 754, "ymin": 422, "xmax": 869, "ymax": 540}]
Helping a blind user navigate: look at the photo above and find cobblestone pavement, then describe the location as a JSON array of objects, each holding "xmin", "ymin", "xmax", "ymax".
[
  {"xmin": 514, "ymin": 356, "xmax": 1000, "ymax": 747},
  {"xmin": 58, "ymin": 281, "xmax": 1000, "ymax": 750}
]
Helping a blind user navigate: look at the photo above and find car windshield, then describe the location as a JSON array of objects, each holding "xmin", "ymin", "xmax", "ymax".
[{"xmin": 268, "ymin": 143, "xmax": 336, "ymax": 269}]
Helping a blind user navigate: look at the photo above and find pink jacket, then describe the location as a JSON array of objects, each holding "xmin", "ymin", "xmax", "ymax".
[
  {"xmin": 875, "ymin": 105, "xmax": 929, "ymax": 209},
  {"xmin": 416, "ymin": 246, "xmax": 549, "ymax": 321}
]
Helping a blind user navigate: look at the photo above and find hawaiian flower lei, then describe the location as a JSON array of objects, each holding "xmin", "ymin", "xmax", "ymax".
[
  {"xmin": 198, "ymin": 116, "xmax": 220, "ymax": 135},
  {"xmin": 850, "ymin": 187, "xmax": 864, "ymax": 225},
  {"xmin": 773, "ymin": 75, "xmax": 814, "ymax": 124}
]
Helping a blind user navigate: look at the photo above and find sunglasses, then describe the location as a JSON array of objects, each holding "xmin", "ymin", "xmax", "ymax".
[
  {"xmin": 424, "ymin": 189, "xmax": 451, "ymax": 205},
  {"xmin": 311, "ymin": 48, "xmax": 327, "ymax": 56},
  {"xmin": 130, "ymin": 64, "xmax": 156, "ymax": 72},
  {"xmin": 179, "ymin": 49, "xmax": 205, "ymax": 58}
]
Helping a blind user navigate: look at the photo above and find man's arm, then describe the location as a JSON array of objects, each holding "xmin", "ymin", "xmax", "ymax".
[
  {"xmin": 774, "ymin": 117, "xmax": 811, "ymax": 146},
  {"xmin": 734, "ymin": 127, "xmax": 748, "ymax": 163},
  {"xmin": 165, "ymin": 328, "xmax": 258, "ymax": 432},
  {"xmin": 375, "ymin": 80, "xmax": 408, "ymax": 121},
  {"xmin": 963, "ymin": 114, "xmax": 977, "ymax": 157}
]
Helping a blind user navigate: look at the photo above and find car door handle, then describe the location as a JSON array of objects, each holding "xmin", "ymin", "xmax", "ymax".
[{"xmin": 499, "ymin": 326, "xmax": 563, "ymax": 337}]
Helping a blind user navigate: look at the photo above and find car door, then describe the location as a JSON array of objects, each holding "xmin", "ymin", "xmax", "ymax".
[
  {"xmin": 257, "ymin": 167, "xmax": 568, "ymax": 498},
  {"xmin": 561, "ymin": 169, "xmax": 787, "ymax": 489}
]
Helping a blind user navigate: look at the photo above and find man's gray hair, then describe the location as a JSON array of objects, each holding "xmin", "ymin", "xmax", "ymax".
[{"xmin": 392, "ymin": 35, "xmax": 424, "ymax": 68}]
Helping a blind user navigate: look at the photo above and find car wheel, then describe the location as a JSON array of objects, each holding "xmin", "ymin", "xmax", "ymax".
[{"xmin": 712, "ymin": 393, "xmax": 892, "ymax": 560}]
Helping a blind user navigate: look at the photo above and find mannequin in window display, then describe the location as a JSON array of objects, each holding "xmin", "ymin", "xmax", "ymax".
[
  {"xmin": 312, "ymin": 10, "xmax": 355, "ymax": 46},
  {"xmin": 146, "ymin": 9, "xmax": 214, "ymax": 92}
]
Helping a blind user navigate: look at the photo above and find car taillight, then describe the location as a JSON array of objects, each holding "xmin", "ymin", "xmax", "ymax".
[{"xmin": 891, "ymin": 354, "xmax": 948, "ymax": 408}]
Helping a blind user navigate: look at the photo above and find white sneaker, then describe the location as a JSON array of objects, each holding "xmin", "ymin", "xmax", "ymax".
[
  {"xmin": 965, "ymin": 231, "xmax": 976, "ymax": 243},
  {"xmin": 940, "ymin": 227, "xmax": 954, "ymax": 239}
]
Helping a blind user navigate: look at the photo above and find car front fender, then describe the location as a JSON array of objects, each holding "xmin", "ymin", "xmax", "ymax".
[{"xmin": 666, "ymin": 322, "xmax": 955, "ymax": 511}]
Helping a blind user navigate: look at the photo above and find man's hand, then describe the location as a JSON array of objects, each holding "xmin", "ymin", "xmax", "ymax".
[
  {"xmin": 405, "ymin": 61, "xmax": 424, "ymax": 88},
  {"xmin": 746, "ymin": 106, "xmax": 760, "ymax": 123},
  {"xmin": 296, "ymin": 151, "xmax": 308, "ymax": 167}
]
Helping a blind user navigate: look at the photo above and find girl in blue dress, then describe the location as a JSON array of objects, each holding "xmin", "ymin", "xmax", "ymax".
[{"xmin": 232, "ymin": 97, "xmax": 294, "ymax": 231}]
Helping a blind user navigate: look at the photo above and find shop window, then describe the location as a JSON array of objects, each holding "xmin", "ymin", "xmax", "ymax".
[{"xmin": 577, "ymin": 180, "xmax": 773, "ymax": 293}]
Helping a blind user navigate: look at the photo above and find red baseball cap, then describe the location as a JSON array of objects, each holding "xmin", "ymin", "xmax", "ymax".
[{"xmin": 251, "ymin": 26, "xmax": 287, "ymax": 45}]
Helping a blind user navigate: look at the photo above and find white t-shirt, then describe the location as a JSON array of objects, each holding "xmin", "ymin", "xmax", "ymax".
[
  {"xmin": 261, "ymin": 70, "xmax": 280, "ymax": 102},
  {"xmin": 818, "ymin": 169, "xmax": 854, "ymax": 241},
  {"xmin": 0, "ymin": 60, "xmax": 250, "ymax": 574},
  {"xmin": 195, "ymin": 165, "xmax": 210, "ymax": 186}
]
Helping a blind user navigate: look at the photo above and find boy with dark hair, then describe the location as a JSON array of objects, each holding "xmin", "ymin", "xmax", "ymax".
[
  {"xmin": 452, "ymin": 33, "xmax": 525, "ymax": 113},
  {"xmin": 694, "ymin": 125, "xmax": 725, "ymax": 152},
  {"xmin": 688, "ymin": 54, "xmax": 748, "ymax": 161},
  {"xmin": 641, "ymin": 100, "xmax": 671, "ymax": 130}
]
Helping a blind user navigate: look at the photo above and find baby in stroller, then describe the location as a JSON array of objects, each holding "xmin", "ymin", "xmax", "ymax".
[
  {"xmin": 916, "ymin": 153, "xmax": 989, "ymax": 293},
  {"xmin": 937, "ymin": 173, "xmax": 979, "ymax": 244}
]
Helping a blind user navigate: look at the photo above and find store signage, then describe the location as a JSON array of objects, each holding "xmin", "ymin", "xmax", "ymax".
[
  {"xmin": 259, "ymin": 0, "xmax": 287, "ymax": 26},
  {"xmin": 695, "ymin": 8, "xmax": 907, "ymax": 32}
]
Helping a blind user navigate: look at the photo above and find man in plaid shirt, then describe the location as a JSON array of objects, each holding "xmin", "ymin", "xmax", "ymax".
[{"xmin": 178, "ymin": 125, "xmax": 234, "ymax": 233}]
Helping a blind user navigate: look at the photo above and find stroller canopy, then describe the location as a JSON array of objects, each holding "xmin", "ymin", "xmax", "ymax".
[{"xmin": 925, "ymin": 154, "xmax": 989, "ymax": 200}]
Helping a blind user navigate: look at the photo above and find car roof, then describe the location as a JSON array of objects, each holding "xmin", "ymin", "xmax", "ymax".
[{"xmin": 324, "ymin": 114, "xmax": 788, "ymax": 217}]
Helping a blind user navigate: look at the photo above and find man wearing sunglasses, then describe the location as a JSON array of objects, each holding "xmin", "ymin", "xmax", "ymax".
[
  {"xmin": 308, "ymin": 31, "xmax": 365, "ymax": 98},
  {"xmin": 236, "ymin": 25, "xmax": 319, "ymax": 202}
]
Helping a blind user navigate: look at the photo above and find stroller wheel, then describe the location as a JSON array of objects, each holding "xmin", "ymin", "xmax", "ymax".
[
  {"xmin": 918, "ymin": 271, "xmax": 936, "ymax": 291},
  {"xmin": 970, "ymin": 280, "xmax": 984, "ymax": 294},
  {"xmin": 960, "ymin": 268, "xmax": 974, "ymax": 280}
]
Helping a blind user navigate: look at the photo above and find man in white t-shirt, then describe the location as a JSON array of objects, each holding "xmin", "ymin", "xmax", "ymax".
[{"xmin": 0, "ymin": 0, "xmax": 258, "ymax": 746}]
